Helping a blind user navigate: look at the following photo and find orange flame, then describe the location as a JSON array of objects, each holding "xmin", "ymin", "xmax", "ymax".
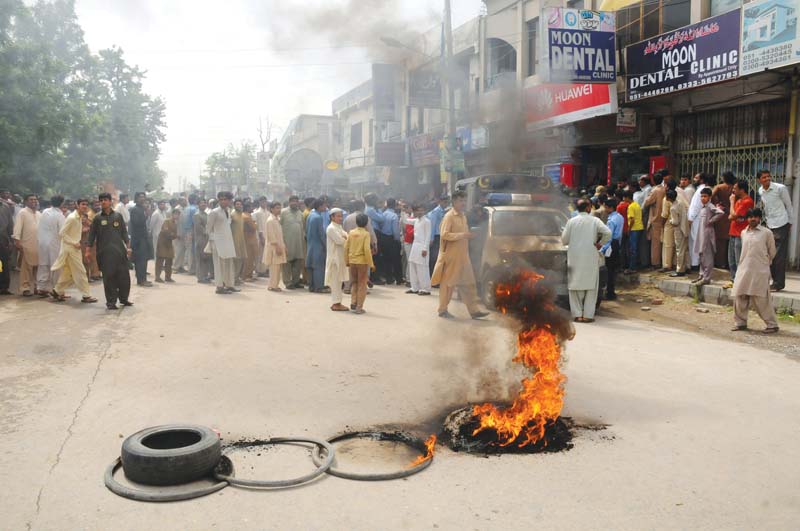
[
  {"xmin": 409, "ymin": 434, "xmax": 437, "ymax": 467},
  {"xmin": 471, "ymin": 273, "xmax": 566, "ymax": 447}
]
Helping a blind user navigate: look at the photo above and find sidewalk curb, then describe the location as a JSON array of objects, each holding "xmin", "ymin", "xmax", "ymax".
[{"xmin": 629, "ymin": 274, "xmax": 800, "ymax": 312}]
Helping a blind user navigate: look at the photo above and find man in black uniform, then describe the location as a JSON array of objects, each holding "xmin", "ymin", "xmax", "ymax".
[
  {"xmin": 88, "ymin": 193, "xmax": 133, "ymax": 309},
  {"xmin": 129, "ymin": 192, "xmax": 152, "ymax": 287}
]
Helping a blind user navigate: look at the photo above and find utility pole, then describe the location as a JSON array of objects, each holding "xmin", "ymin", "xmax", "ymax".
[{"xmin": 444, "ymin": 0, "xmax": 457, "ymax": 196}]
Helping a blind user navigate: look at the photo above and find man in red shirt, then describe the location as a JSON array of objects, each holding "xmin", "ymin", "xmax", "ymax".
[
  {"xmin": 725, "ymin": 179, "xmax": 754, "ymax": 289},
  {"xmin": 616, "ymin": 189, "xmax": 631, "ymax": 272}
]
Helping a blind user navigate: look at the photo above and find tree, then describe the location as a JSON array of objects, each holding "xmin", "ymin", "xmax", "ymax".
[{"xmin": 0, "ymin": 0, "xmax": 166, "ymax": 198}]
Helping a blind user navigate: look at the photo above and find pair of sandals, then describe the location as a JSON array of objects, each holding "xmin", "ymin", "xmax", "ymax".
[
  {"xmin": 574, "ymin": 317, "xmax": 595, "ymax": 323},
  {"xmin": 49, "ymin": 290, "xmax": 97, "ymax": 304},
  {"xmin": 731, "ymin": 325, "xmax": 779, "ymax": 335}
]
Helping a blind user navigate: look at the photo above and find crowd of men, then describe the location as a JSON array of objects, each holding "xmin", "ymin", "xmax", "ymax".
[
  {"xmin": 563, "ymin": 168, "xmax": 794, "ymax": 333},
  {"xmin": 1, "ymin": 169, "xmax": 794, "ymax": 330},
  {"xmin": 0, "ymin": 188, "xmax": 488, "ymax": 319}
]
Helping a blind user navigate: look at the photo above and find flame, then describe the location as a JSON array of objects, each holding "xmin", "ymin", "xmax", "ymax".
[
  {"xmin": 409, "ymin": 434, "xmax": 437, "ymax": 467},
  {"xmin": 471, "ymin": 272, "xmax": 566, "ymax": 447}
]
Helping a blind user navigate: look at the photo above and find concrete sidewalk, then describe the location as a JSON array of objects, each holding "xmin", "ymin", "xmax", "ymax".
[{"xmin": 632, "ymin": 269, "xmax": 800, "ymax": 311}]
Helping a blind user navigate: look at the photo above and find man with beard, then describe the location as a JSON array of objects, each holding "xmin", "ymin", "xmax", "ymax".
[
  {"xmin": 431, "ymin": 191, "xmax": 489, "ymax": 320},
  {"xmin": 193, "ymin": 198, "xmax": 212, "ymax": 284},
  {"xmin": 280, "ymin": 195, "xmax": 305, "ymax": 289},
  {"xmin": 88, "ymin": 193, "xmax": 132, "ymax": 309},
  {"xmin": 51, "ymin": 199, "xmax": 97, "ymax": 304},
  {"xmin": 207, "ymin": 192, "xmax": 238, "ymax": 294},
  {"xmin": 37, "ymin": 195, "xmax": 66, "ymax": 296},
  {"xmin": 129, "ymin": 192, "xmax": 152, "ymax": 287},
  {"xmin": 12, "ymin": 194, "xmax": 41, "ymax": 296}
]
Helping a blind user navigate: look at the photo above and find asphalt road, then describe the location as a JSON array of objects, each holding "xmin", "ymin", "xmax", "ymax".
[{"xmin": 2, "ymin": 272, "xmax": 799, "ymax": 530}]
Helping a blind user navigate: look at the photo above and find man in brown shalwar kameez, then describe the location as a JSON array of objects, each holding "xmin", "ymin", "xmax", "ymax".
[
  {"xmin": 731, "ymin": 208, "xmax": 779, "ymax": 334},
  {"xmin": 431, "ymin": 191, "xmax": 488, "ymax": 320}
]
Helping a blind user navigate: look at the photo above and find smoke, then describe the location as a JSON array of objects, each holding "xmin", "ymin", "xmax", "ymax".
[
  {"xmin": 251, "ymin": 0, "xmax": 439, "ymax": 62},
  {"xmin": 473, "ymin": 84, "xmax": 529, "ymax": 173}
]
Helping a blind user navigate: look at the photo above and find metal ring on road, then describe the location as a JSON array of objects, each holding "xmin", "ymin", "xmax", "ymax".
[
  {"xmin": 214, "ymin": 437, "xmax": 334, "ymax": 488},
  {"xmin": 311, "ymin": 431, "xmax": 433, "ymax": 481},
  {"xmin": 105, "ymin": 456, "xmax": 231, "ymax": 502}
]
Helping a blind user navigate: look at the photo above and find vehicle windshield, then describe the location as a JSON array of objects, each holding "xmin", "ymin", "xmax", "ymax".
[{"xmin": 492, "ymin": 210, "xmax": 566, "ymax": 237}]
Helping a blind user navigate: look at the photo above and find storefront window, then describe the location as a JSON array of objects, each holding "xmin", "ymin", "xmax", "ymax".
[
  {"xmin": 527, "ymin": 18, "xmax": 539, "ymax": 76},
  {"xmin": 617, "ymin": 0, "xmax": 691, "ymax": 49},
  {"xmin": 350, "ymin": 122, "xmax": 362, "ymax": 151}
]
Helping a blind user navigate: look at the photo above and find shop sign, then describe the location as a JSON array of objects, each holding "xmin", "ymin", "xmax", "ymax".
[
  {"xmin": 741, "ymin": 0, "xmax": 800, "ymax": 76},
  {"xmin": 409, "ymin": 67, "xmax": 442, "ymax": 108},
  {"xmin": 455, "ymin": 126, "xmax": 488, "ymax": 152},
  {"xmin": 372, "ymin": 64, "xmax": 397, "ymax": 121},
  {"xmin": 409, "ymin": 133, "xmax": 441, "ymax": 167},
  {"xmin": 542, "ymin": 8, "xmax": 617, "ymax": 83},
  {"xmin": 525, "ymin": 83, "xmax": 618, "ymax": 131},
  {"xmin": 625, "ymin": 10, "xmax": 741, "ymax": 102},
  {"xmin": 616, "ymin": 108, "xmax": 637, "ymax": 133},
  {"xmin": 542, "ymin": 163, "xmax": 562, "ymax": 186},
  {"xmin": 374, "ymin": 142, "xmax": 407, "ymax": 167}
]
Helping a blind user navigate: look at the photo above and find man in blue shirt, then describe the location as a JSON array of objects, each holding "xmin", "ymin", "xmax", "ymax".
[
  {"xmin": 365, "ymin": 193, "xmax": 387, "ymax": 284},
  {"xmin": 427, "ymin": 195, "xmax": 449, "ymax": 276},
  {"xmin": 379, "ymin": 198, "xmax": 403, "ymax": 284},
  {"xmin": 601, "ymin": 197, "xmax": 624, "ymax": 301}
]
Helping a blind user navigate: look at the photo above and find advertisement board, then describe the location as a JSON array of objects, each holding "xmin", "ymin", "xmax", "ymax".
[
  {"xmin": 741, "ymin": 0, "xmax": 800, "ymax": 76},
  {"xmin": 525, "ymin": 83, "xmax": 618, "ymax": 131},
  {"xmin": 409, "ymin": 67, "xmax": 442, "ymax": 108},
  {"xmin": 625, "ymin": 10, "xmax": 741, "ymax": 102},
  {"xmin": 409, "ymin": 133, "xmax": 441, "ymax": 167},
  {"xmin": 372, "ymin": 64, "xmax": 397, "ymax": 121},
  {"xmin": 542, "ymin": 8, "xmax": 616, "ymax": 83}
]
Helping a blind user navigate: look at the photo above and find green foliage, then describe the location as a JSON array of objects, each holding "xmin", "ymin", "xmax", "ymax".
[
  {"xmin": 0, "ymin": 0, "xmax": 166, "ymax": 198},
  {"xmin": 200, "ymin": 142, "xmax": 257, "ymax": 194}
]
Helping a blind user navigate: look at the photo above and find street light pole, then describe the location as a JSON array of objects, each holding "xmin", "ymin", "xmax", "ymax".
[{"xmin": 444, "ymin": 0, "xmax": 457, "ymax": 196}]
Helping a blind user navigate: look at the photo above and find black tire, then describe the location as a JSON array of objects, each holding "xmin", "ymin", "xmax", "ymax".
[
  {"xmin": 121, "ymin": 424, "xmax": 221, "ymax": 486},
  {"xmin": 481, "ymin": 273, "xmax": 496, "ymax": 310}
]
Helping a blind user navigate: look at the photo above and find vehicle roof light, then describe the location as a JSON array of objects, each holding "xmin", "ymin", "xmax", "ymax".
[{"xmin": 487, "ymin": 193, "xmax": 534, "ymax": 206}]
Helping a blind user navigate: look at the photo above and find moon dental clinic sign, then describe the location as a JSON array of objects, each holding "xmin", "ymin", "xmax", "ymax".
[
  {"xmin": 543, "ymin": 8, "xmax": 617, "ymax": 83},
  {"xmin": 625, "ymin": 10, "xmax": 741, "ymax": 102}
]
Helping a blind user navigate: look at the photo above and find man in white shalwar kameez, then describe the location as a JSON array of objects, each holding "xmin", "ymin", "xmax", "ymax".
[
  {"xmin": 253, "ymin": 197, "xmax": 270, "ymax": 276},
  {"xmin": 51, "ymin": 199, "xmax": 96, "ymax": 303},
  {"xmin": 408, "ymin": 204, "xmax": 432, "ymax": 295},
  {"xmin": 325, "ymin": 208, "xmax": 349, "ymax": 311},
  {"xmin": 37, "ymin": 196, "xmax": 66, "ymax": 294},
  {"xmin": 687, "ymin": 173, "xmax": 712, "ymax": 268},
  {"xmin": 561, "ymin": 199, "xmax": 612, "ymax": 322},
  {"xmin": 149, "ymin": 200, "xmax": 167, "ymax": 259},
  {"xmin": 207, "ymin": 192, "xmax": 238, "ymax": 294}
]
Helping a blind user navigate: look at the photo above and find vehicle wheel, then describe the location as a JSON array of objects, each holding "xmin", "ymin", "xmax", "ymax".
[{"xmin": 121, "ymin": 424, "xmax": 221, "ymax": 486}]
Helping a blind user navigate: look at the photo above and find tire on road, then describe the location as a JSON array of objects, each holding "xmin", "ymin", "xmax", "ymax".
[{"xmin": 121, "ymin": 424, "xmax": 221, "ymax": 486}]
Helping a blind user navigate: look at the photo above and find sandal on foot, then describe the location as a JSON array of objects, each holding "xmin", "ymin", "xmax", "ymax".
[{"xmin": 81, "ymin": 296, "xmax": 98, "ymax": 304}]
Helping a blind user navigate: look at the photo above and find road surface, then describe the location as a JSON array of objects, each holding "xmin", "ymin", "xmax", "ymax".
[{"xmin": 2, "ymin": 274, "xmax": 799, "ymax": 530}]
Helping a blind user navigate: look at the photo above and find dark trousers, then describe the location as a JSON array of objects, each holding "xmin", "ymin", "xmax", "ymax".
[
  {"xmin": 606, "ymin": 240, "xmax": 620, "ymax": 299},
  {"xmin": 282, "ymin": 258, "xmax": 303, "ymax": 287},
  {"xmin": 429, "ymin": 235, "xmax": 440, "ymax": 276},
  {"xmin": 771, "ymin": 224, "xmax": 790, "ymax": 290},
  {"xmin": 375, "ymin": 232, "xmax": 393, "ymax": 282},
  {"xmin": 155, "ymin": 257, "xmax": 173, "ymax": 281},
  {"xmin": 0, "ymin": 245, "xmax": 10, "ymax": 290},
  {"xmin": 629, "ymin": 230, "xmax": 643, "ymax": 270},
  {"xmin": 619, "ymin": 233, "xmax": 629, "ymax": 274},
  {"xmin": 101, "ymin": 261, "xmax": 131, "ymax": 305},
  {"xmin": 384, "ymin": 237, "xmax": 403, "ymax": 283},
  {"xmin": 308, "ymin": 266, "xmax": 325, "ymax": 292},
  {"xmin": 131, "ymin": 238, "xmax": 148, "ymax": 284}
]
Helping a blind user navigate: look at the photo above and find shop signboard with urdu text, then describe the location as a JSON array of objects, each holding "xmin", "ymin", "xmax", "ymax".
[
  {"xmin": 542, "ymin": 8, "xmax": 616, "ymax": 83},
  {"xmin": 740, "ymin": 0, "xmax": 800, "ymax": 76},
  {"xmin": 525, "ymin": 83, "xmax": 618, "ymax": 131},
  {"xmin": 625, "ymin": 10, "xmax": 741, "ymax": 102}
]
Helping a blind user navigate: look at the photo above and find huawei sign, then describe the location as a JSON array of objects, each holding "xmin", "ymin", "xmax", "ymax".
[{"xmin": 525, "ymin": 83, "xmax": 617, "ymax": 131}]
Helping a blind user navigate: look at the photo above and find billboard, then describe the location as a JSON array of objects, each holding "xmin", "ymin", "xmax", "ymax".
[
  {"xmin": 542, "ymin": 8, "xmax": 616, "ymax": 83},
  {"xmin": 409, "ymin": 67, "xmax": 442, "ymax": 108},
  {"xmin": 741, "ymin": 0, "xmax": 800, "ymax": 76},
  {"xmin": 372, "ymin": 64, "xmax": 396, "ymax": 121},
  {"xmin": 625, "ymin": 10, "xmax": 741, "ymax": 102},
  {"xmin": 525, "ymin": 83, "xmax": 618, "ymax": 131}
]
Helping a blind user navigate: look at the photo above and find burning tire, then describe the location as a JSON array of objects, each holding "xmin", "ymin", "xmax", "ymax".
[{"xmin": 121, "ymin": 424, "xmax": 221, "ymax": 486}]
